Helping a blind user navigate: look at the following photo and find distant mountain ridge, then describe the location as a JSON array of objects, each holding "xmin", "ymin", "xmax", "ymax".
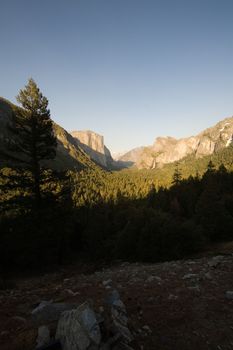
[
  {"xmin": 119, "ymin": 117, "xmax": 233, "ymax": 169},
  {"xmin": 1, "ymin": 96, "xmax": 233, "ymax": 172}
]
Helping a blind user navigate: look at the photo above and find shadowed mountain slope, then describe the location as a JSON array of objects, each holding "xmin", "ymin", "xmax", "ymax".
[{"xmin": 0, "ymin": 97, "xmax": 99, "ymax": 171}]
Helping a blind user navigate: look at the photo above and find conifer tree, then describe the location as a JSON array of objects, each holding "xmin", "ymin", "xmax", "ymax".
[
  {"xmin": 172, "ymin": 163, "xmax": 182, "ymax": 185},
  {"xmin": 7, "ymin": 78, "xmax": 57, "ymax": 207},
  {"xmin": 206, "ymin": 160, "xmax": 215, "ymax": 173}
]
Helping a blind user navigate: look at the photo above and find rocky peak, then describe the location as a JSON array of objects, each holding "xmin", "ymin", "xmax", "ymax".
[
  {"xmin": 119, "ymin": 116, "xmax": 233, "ymax": 169},
  {"xmin": 71, "ymin": 130, "xmax": 105, "ymax": 155},
  {"xmin": 71, "ymin": 130, "xmax": 113, "ymax": 168}
]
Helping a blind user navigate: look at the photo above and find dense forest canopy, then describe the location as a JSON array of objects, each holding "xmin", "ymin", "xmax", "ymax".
[{"xmin": 2, "ymin": 147, "xmax": 233, "ymax": 269}]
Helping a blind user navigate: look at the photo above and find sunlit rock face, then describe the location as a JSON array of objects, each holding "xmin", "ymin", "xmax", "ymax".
[
  {"xmin": 119, "ymin": 117, "xmax": 233, "ymax": 169},
  {"xmin": 71, "ymin": 130, "xmax": 113, "ymax": 168}
]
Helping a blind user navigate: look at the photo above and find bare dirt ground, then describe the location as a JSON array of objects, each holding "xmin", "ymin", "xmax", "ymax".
[{"xmin": 1, "ymin": 247, "xmax": 233, "ymax": 350}]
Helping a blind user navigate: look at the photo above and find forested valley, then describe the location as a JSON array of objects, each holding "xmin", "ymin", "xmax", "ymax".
[
  {"xmin": 2, "ymin": 152, "xmax": 233, "ymax": 270},
  {"xmin": 1, "ymin": 80, "xmax": 233, "ymax": 272}
]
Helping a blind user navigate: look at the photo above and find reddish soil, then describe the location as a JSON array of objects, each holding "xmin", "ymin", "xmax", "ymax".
[{"xmin": 1, "ymin": 251, "xmax": 233, "ymax": 350}]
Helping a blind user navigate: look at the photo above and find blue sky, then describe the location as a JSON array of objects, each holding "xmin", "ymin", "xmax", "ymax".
[{"xmin": 1, "ymin": 0, "xmax": 233, "ymax": 153}]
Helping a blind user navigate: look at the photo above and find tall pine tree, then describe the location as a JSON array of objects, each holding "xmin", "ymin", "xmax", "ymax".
[{"xmin": 6, "ymin": 79, "xmax": 57, "ymax": 207}]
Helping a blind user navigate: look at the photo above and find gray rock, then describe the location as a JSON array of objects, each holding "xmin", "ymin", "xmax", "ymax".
[
  {"xmin": 112, "ymin": 321, "xmax": 133, "ymax": 343},
  {"xmin": 104, "ymin": 290, "xmax": 134, "ymax": 345},
  {"xmin": 32, "ymin": 300, "xmax": 53, "ymax": 312},
  {"xmin": 110, "ymin": 297, "xmax": 133, "ymax": 343},
  {"xmin": 147, "ymin": 296, "xmax": 155, "ymax": 303},
  {"xmin": 182, "ymin": 273, "xmax": 198, "ymax": 280},
  {"xmin": 81, "ymin": 303, "xmax": 101, "ymax": 344},
  {"xmin": 111, "ymin": 300, "xmax": 128, "ymax": 326},
  {"xmin": 142, "ymin": 325, "xmax": 152, "ymax": 333},
  {"xmin": 204, "ymin": 272, "xmax": 212, "ymax": 280},
  {"xmin": 208, "ymin": 256, "xmax": 223, "ymax": 268},
  {"xmin": 105, "ymin": 290, "xmax": 120, "ymax": 305},
  {"xmin": 145, "ymin": 275, "xmax": 161, "ymax": 283},
  {"xmin": 102, "ymin": 279, "xmax": 112, "ymax": 286},
  {"xmin": 64, "ymin": 289, "xmax": 80, "ymax": 297},
  {"xmin": 168, "ymin": 294, "xmax": 178, "ymax": 300},
  {"xmin": 36, "ymin": 325, "xmax": 50, "ymax": 348},
  {"xmin": 225, "ymin": 291, "xmax": 233, "ymax": 300},
  {"xmin": 56, "ymin": 302, "xmax": 101, "ymax": 350},
  {"xmin": 32, "ymin": 301, "xmax": 77, "ymax": 324}
]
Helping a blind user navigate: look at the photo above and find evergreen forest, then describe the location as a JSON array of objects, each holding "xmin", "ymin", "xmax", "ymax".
[{"xmin": 1, "ymin": 80, "xmax": 233, "ymax": 272}]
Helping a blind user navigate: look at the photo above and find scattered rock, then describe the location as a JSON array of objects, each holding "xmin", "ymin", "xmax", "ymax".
[
  {"xmin": 64, "ymin": 289, "xmax": 80, "ymax": 297},
  {"xmin": 36, "ymin": 325, "xmax": 50, "ymax": 348},
  {"xmin": 225, "ymin": 291, "xmax": 233, "ymax": 300},
  {"xmin": 145, "ymin": 276, "xmax": 154, "ymax": 283},
  {"xmin": 110, "ymin": 294, "xmax": 133, "ymax": 344},
  {"xmin": 99, "ymin": 306, "xmax": 104, "ymax": 313},
  {"xmin": 204, "ymin": 272, "xmax": 212, "ymax": 280},
  {"xmin": 208, "ymin": 256, "xmax": 223, "ymax": 268},
  {"xmin": 56, "ymin": 302, "xmax": 101, "ymax": 350},
  {"xmin": 182, "ymin": 274, "xmax": 198, "ymax": 280},
  {"xmin": 147, "ymin": 296, "xmax": 155, "ymax": 303},
  {"xmin": 112, "ymin": 321, "xmax": 133, "ymax": 344},
  {"xmin": 33, "ymin": 300, "xmax": 53, "ymax": 312},
  {"xmin": 63, "ymin": 278, "xmax": 71, "ymax": 283},
  {"xmin": 102, "ymin": 279, "xmax": 112, "ymax": 287},
  {"xmin": 142, "ymin": 325, "xmax": 152, "ymax": 333},
  {"xmin": 145, "ymin": 275, "xmax": 162, "ymax": 283},
  {"xmin": 105, "ymin": 290, "xmax": 120, "ymax": 305},
  {"xmin": 111, "ymin": 299, "xmax": 128, "ymax": 326}
]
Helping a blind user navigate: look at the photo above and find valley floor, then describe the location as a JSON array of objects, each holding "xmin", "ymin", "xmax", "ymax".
[{"xmin": 1, "ymin": 249, "xmax": 233, "ymax": 350}]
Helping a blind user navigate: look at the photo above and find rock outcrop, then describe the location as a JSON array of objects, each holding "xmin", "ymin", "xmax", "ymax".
[
  {"xmin": 32, "ymin": 293, "xmax": 133, "ymax": 349},
  {"xmin": 71, "ymin": 130, "xmax": 113, "ymax": 169},
  {"xmin": 56, "ymin": 302, "xmax": 101, "ymax": 350},
  {"xmin": 119, "ymin": 117, "xmax": 233, "ymax": 169}
]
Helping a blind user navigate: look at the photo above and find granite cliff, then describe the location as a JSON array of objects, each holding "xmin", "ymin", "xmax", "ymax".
[
  {"xmin": 71, "ymin": 130, "xmax": 113, "ymax": 169},
  {"xmin": 120, "ymin": 117, "xmax": 233, "ymax": 169}
]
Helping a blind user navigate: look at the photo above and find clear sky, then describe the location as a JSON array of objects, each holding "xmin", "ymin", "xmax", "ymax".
[{"xmin": 1, "ymin": 0, "xmax": 233, "ymax": 153}]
